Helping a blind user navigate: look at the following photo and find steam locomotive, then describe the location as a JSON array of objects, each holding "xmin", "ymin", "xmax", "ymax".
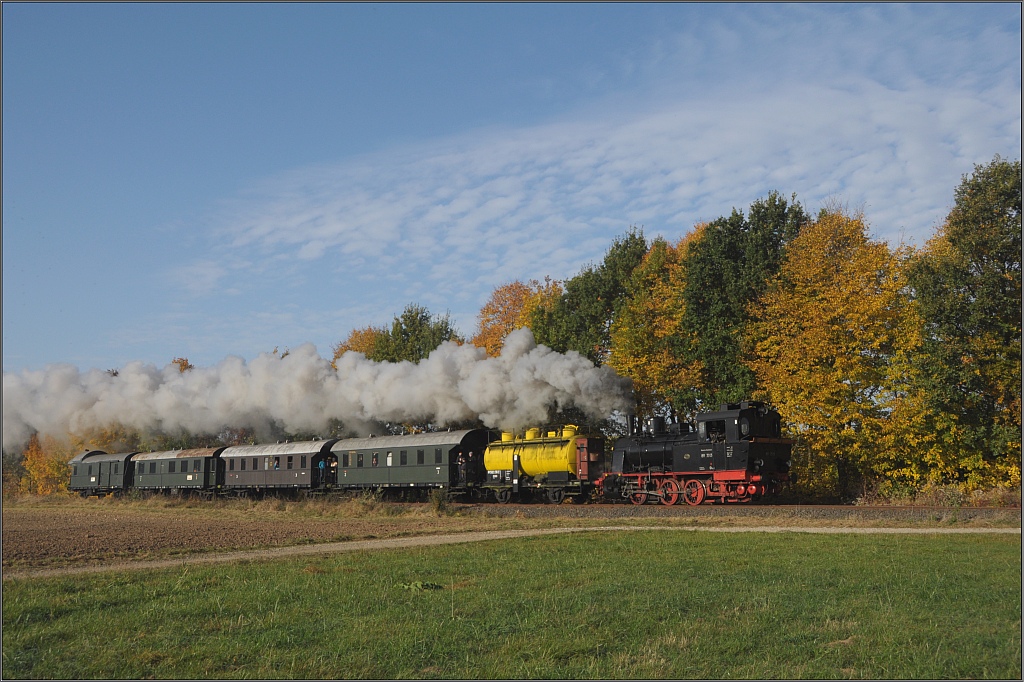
[
  {"xmin": 599, "ymin": 401, "xmax": 794, "ymax": 505},
  {"xmin": 68, "ymin": 401, "xmax": 792, "ymax": 505}
]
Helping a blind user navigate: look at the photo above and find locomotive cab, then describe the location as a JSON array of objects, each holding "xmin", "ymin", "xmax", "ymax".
[{"xmin": 696, "ymin": 402, "xmax": 782, "ymax": 444}]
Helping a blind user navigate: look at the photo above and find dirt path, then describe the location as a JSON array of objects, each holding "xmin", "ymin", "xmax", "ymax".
[{"xmin": 4, "ymin": 525, "xmax": 1018, "ymax": 581}]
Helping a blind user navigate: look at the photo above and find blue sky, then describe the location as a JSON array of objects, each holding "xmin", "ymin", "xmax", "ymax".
[{"xmin": 3, "ymin": 3, "xmax": 1021, "ymax": 374}]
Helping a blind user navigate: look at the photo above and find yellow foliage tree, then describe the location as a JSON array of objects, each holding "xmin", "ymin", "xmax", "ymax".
[
  {"xmin": 172, "ymin": 357, "xmax": 194, "ymax": 373},
  {"xmin": 609, "ymin": 228, "xmax": 707, "ymax": 419},
  {"xmin": 331, "ymin": 325, "xmax": 387, "ymax": 368},
  {"xmin": 518, "ymin": 277, "xmax": 562, "ymax": 331},
  {"xmin": 745, "ymin": 210, "xmax": 919, "ymax": 500},
  {"xmin": 19, "ymin": 433, "xmax": 76, "ymax": 495},
  {"xmin": 69, "ymin": 425, "xmax": 146, "ymax": 455}
]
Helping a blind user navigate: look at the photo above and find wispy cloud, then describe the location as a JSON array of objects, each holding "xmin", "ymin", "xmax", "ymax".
[
  {"xmin": 188, "ymin": 77, "xmax": 1019, "ymax": 295},
  {"xmin": 154, "ymin": 5, "xmax": 1020, "ymax": 362}
]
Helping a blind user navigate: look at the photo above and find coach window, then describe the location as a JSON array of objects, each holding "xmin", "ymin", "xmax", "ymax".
[
  {"xmin": 273, "ymin": 457, "xmax": 280, "ymax": 470},
  {"xmin": 254, "ymin": 458, "xmax": 260, "ymax": 471},
  {"xmin": 400, "ymin": 451, "xmax": 408, "ymax": 466},
  {"xmin": 386, "ymin": 452, "xmax": 393, "ymax": 467},
  {"xmin": 73, "ymin": 465, "xmax": 79, "ymax": 476},
  {"xmin": 88, "ymin": 464, "xmax": 93, "ymax": 476},
  {"xmin": 148, "ymin": 462, "xmax": 155, "ymax": 474},
  {"xmin": 194, "ymin": 460, "xmax": 202, "ymax": 472},
  {"xmin": 357, "ymin": 453, "xmax": 364, "ymax": 468},
  {"xmin": 240, "ymin": 458, "xmax": 246, "ymax": 471},
  {"xmin": 114, "ymin": 462, "xmax": 120, "ymax": 475},
  {"xmin": 372, "ymin": 453, "xmax": 379, "ymax": 467},
  {"xmin": 169, "ymin": 461, "xmax": 176, "ymax": 474},
  {"xmin": 342, "ymin": 453, "xmax": 349, "ymax": 467},
  {"xmin": 435, "ymin": 449, "xmax": 442, "ymax": 464},
  {"xmin": 301, "ymin": 456, "xmax": 307, "ymax": 469},
  {"xmin": 287, "ymin": 456, "xmax": 294, "ymax": 470},
  {"xmin": 229, "ymin": 459, "xmax": 235, "ymax": 471}
]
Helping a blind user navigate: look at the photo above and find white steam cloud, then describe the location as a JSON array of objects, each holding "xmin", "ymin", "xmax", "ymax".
[{"xmin": 2, "ymin": 328, "xmax": 633, "ymax": 451}]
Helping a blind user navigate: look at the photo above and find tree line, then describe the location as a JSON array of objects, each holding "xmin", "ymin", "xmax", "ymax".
[
  {"xmin": 460, "ymin": 156, "xmax": 1021, "ymax": 502},
  {"xmin": 7, "ymin": 156, "xmax": 1019, "ymax": 503}
]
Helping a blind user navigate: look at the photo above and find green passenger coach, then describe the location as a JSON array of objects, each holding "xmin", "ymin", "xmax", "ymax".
[
  {"xmin": 330, "ymin": 429, "xmax": 494, "ymax": 492},
  {"xmin": 131, "ymin": 447, "xmax": 225, "ymax": 495},
  {"xmin": 219, "ymin": 439, "xmax": 340, "ymax": 494},
  {"xmin": 68, "ymin": 450, "xmax": 137, "ymax": 497}
]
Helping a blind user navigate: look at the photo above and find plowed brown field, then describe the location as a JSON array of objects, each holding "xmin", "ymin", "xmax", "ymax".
[
  {"xmin": 3, "ymin": 496, "xmax": 1019, "ymax": 574},
  {"xmin": 2, "ymin": 501, "xmax": 501, "ymax": 569}
]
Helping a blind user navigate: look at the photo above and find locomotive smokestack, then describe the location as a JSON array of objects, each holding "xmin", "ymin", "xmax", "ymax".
[{"xmin": 651, "ymin": 416, "xmax": 665, "ymax": 435}]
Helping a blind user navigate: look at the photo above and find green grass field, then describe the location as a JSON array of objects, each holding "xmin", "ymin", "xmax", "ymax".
[{"xmin": 2, "ymin": 530, "xmax": 1020, "ymax": 679}]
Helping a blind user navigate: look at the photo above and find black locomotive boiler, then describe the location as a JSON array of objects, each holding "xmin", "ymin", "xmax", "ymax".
[{"xmin": 598, "ymin": 401, "xmax": 793, "ymax": 505}]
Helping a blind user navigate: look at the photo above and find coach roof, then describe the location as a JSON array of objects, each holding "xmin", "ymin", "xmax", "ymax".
[
  {"xmin": 330, "ymin": 429, "xmax": 487, "ymax": 453},
  {"xmin": 220, "ymin": 439, "xmax": 340, "ymax": 458},
  {"xmin": 131, "ymin": 447, "xmax": 227, "ymax": 461},
  {"xmin": 68, "ymin": 450, "xmax": 137, "ymax": 464}
]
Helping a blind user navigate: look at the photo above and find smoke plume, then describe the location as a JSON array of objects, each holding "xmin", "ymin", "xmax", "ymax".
[{"xmin": 2, "ymin": 328, "xmax": 633, "ymax": 451}]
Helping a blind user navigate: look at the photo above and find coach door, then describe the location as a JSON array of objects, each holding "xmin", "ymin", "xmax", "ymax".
[
  {"xmin": 313, "ymin": 454, "xmax": 338, "ymax": 488},
  {"xmin": 575, "ymin": 440, "xmax": 589, "ymax": 481}
]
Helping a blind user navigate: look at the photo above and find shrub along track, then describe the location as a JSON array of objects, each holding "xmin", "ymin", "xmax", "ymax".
[{"xmin": 2, "ymin": 499, "xmax": 1019, "ymax": 581}]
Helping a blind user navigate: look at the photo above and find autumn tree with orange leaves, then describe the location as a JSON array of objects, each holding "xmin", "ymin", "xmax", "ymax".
[
  {"xmin": 331, "ymin": 325, "xmax": 387, "ymax": 368},
  {"xmin": 471, "ymin": 278, "xmax": 563, "ymax": 356},
  {"xmin": 471, "ymin": 281, "xmax": 533, "ymax": 356}
]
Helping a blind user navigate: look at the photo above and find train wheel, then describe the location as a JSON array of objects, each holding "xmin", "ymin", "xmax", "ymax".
[
  {"xmin": 682, "ymin": 479, "xmax": 706, "ymax": 506},
  {"xmin": 495, "ymin": 488, "xmax": 513, "ymax": 504},
  {"xmin": 546, "ymin": 488, "xmax": 566, "ymax": 505},
  {"xmin": 630, "ymin": 490, "xmax": 649, "ymax": 505},
  {"xmin": 659, "ymin": 478, "xmax": 680, "ymax": 506}
]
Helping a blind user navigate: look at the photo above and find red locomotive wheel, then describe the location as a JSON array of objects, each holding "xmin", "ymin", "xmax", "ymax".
[
  {"xmin": 682, "ymin": 479, "xmax": 706, "ymax": 506},
  {"xmin": 659, "ymin": 478, "xmax": 680, "ymax": 505},
  {"xmin": 630, "ymin": 490, "xmax": 649, "ymax": 505}
]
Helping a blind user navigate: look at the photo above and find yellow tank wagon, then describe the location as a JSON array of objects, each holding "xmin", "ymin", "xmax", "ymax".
[{"xmin": 482, "ymin": 425, "xmax": 606, "ymax": 504}]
